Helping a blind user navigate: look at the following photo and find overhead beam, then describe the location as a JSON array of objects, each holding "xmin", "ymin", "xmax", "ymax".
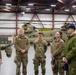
[
  {"xmin": 0, "ymin": 19, "xmax": 76, "ymax": 22},
  {"xmin": 29, "ymin": 14, "xmax": 36, "ymax": 23},
  {"xmin": 63, "ymin": 15, "xmax": 71, "ymax": 26},
  {"xmin": 0, "ymin": 27, "xmax": 18, "ymax": 29},
  {"xmin": 58, "ymin": 0, "xmax": 67, "ymax": 5},
  {"xmin": 16, "ymin": 13, "xmax": 18, "ymax": 35},
  {"xmin": 54, "ymin": 6, "xmax": 66, "ymax": 14},
  {"xmin": 36, "ymin": 14, "xmax": 44, "ymax": 28},
  {"xmin": 16, "ymin": 0, "xmax": 21, "ymax": 12},
  {"xmin": 71, "ymin": 15, "xmax": 76, "ymax": 24},
  {"xmin": 70, "ymin": 0, "xmax": 76, "ymax": 4},
  {"xmin": 0, "ymin": 1, "xmax": 17, "ymax": 6},
  {"xmin": 52, "ymin": 8, "xmax": 54, "ymax": 29}
]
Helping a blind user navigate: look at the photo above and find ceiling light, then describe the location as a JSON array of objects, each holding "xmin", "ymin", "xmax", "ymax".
[
  {"xmin": 26, "ymin": 8, "xmax": 31, "ymax": 10},
  {"xmin": 6, "ymin": 3, "xmax": 11, "ymax": 6},
  {"xmin": 64, "ymin": 9, "xmax": 69, "ymax": 12},
  {"xmin": 28, "ymin": 3, "xmax": 34, "ymax": 6},
  {"xmin": 51, "ymin": 4, "xmax": 56, "ymax": 7},
  {"xmin": 21, "ymin": 12, "xmax": 25, "ymax": 14},
  {"xmin": 72, "ymin": 5, "xmax": 76, "ymax": 8},
  {"xmin": 58, "ymin": 0, "xmax": 63, "ymax": 3},
  {"xmin": 45, "ymin": 9, "xmax": 50, "ymax": 11}
]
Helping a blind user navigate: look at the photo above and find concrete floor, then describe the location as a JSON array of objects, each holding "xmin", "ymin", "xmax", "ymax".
[{"xmin": 0, "ymin": 45, "xmax": 53, "ymax": 75}]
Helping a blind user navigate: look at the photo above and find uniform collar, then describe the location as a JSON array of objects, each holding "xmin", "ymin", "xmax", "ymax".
[
  {"xmin": 68, "ymin": 34, "xmax": 75, "ymax": 39},
  {"xmin": 55, "ymin": 38, "xmax": 61, "ymax": 42},
  {"xmin": 18, "ymin": 35, "xmax": 25, "ymax": 38}
]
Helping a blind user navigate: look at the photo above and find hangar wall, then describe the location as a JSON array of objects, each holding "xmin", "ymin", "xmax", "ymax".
[{"xmin": 0, "ymin": 12, "xmax": 76, "ymax": 35}]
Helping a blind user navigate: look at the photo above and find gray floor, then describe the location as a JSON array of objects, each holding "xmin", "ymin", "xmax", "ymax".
[{"xmin": 0, "ymin": 45, "xmax": 53, "ymax": 75}]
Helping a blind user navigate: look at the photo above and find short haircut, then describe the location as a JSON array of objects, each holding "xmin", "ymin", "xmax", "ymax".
[{"xmin": 38, "ymin": 32, "xmax": 43, "ymax": 35}]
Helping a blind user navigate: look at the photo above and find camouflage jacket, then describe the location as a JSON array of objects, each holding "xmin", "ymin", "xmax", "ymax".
[
  {"xmin": 50, "ymin": 39, "xmax": 64, "ymax": 58},
  {"xmin": 62, "ymin": 34, "xmax": 76, "ymax": 62},
  {"xmin": 34, "ymin": 39, "xmax": 47, "ymax": 58},
  {"xmin": 14, "ymin": 35, "xmax": 30, "ymax": 54},
  {"xmin": 0, "ymin": 50, "xmax": 1, "ymax": 59}
]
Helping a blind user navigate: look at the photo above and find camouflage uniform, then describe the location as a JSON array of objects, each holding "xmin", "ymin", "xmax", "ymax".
[
  {"xmin": 50, "ymin": 39, "xmax": 64, "ymax": 75},
  {"xmin": 14, "ymin": 35, "xmax": 30, "ymax": 75},
  {"xmin": 33, "ymin": 39, "xmax": 47, "ymax": 75},
  {"xmin": 62, "ymin": 34, "xmax": 76, "ymax": 75}
]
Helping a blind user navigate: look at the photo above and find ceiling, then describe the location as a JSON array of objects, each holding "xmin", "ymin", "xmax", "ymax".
[{"xmin": 0, "ymin": 0, "xmax": 76, "ymax": 14}]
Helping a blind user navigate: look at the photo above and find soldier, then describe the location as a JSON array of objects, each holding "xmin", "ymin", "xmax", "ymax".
[
  {"xmin": 33, "ymin": 32, "xmax": 48, "ymax": 75},
  {"xmin": 62, "ymin": 23, "xmax": 76, "ymax": 75},
  {"xmin": 14, "ymin": 28, "xmax": 30, "ymax": 75},
  {"xmin": 50, "ymin": 31, "xmax": 64, "ymax": 75}
]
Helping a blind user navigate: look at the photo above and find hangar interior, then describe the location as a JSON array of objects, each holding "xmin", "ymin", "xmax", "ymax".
[{"xmin": 0, "ymin": 0, "xmax": 76, "ymax": 75}]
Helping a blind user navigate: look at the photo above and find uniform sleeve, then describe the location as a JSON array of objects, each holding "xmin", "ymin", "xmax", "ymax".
[
  {"xmin": 62, "ymin": 42, "xmax": 67, "ymax": 57},
  {"xmin": 66, "ymin": 38, "xmax": 76, "ymax": 61},
  {"xmin": 33, "ymin": 40, "xmax": 37, "ymax": 51},
  {"xmin": 50, "ymin": 42, "xmax": 54, "ymax": 55},
  {"xmin": 24, "ymin": 37, "xmax": 30, "ymax": 51},
  {"xmin": 52, "ymin": 41, "xmax": 64, "ymax": 57},
  {"xmin": 34, "ymin": 43, "xmax": 35, "ymax": 50},
  {"xmin": 43, "ymin": 40, "xmax": 48, "ymax": 52},
  {"xmin": 0, "ymin": 51, "xmax": 2, "ymax": 59},
  {"xmin": 14, "ymin": 36, "xmax": 22, "ymax": 51}
]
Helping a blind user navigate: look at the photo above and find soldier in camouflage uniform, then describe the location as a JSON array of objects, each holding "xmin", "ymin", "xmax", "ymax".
[
  {"xmin": 14, "ymin": 28, "xmax": 30, "ymax": 75},
  {"xmin": 50, "ymin": 31, "xmax": 64, "ymax": 75},
  {"xmin": 62, "ymin": 24, "xmax": 76, "ymax": 75},
  {"xmin": 33, "ymin": 32, "xmax": 48, "ymax": 75}
]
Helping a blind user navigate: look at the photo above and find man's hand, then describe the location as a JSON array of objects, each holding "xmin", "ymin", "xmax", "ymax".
[
  {"xmin": 62, "ymin": 57, "xmax": 68, "ymax": 63},
  {"xmin": 0, "ymin": 59, "xmax": 3, "ymax": 64},
  {"xmin": 21, "ymin": 50, "xmax": 26, "ymax": 53},
  {"xmin": 51, "ymin": 55, "xmax": 55, "ymax": 60}
]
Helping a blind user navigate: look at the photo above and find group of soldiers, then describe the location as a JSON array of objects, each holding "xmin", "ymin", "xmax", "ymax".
[{"xmin": 0, "ymin": 23, "xmax": 76, "ymax": 75}]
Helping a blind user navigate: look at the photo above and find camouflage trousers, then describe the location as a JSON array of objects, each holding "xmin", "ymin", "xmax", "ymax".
[
  {"xmin": 33, "ymin": 57, "xmax": 46, "ymax": 75},
  {"xmin": 14, "ymin": 54, "xmax": 28, "ymax": 75},
  {"xmin": 68, "ymin": 61, "xmax": 76, "ymax": 75},
  {"xmin": 51, "ymin": 58, "xmax": 64, "ymax": 75}
]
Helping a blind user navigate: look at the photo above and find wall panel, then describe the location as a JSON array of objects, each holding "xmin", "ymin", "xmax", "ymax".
[{"xmin": 0, "ymin": 13, "xmax": 76, "ymax": 36}]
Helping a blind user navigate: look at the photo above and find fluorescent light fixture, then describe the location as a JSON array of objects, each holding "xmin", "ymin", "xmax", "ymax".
[
  {"xmin": 21, "ymin": 12, "xmax": 25, "ymax": 14},
  {"xmin": 28, "ymin": 3, "xmax": 34, "ymax": 6},
  {"xmin": 51, "ymin": 4, "xmax": 56, "ymax": 7},
  {"xmin": 6, "ymin": 3, "xmax": 11, "ymax": 6},
  {"xmin": 46, "ymin": 9, "xmax": 50, "ymax": 11},
  {"xmin": 72, "ymin": 5, "xmax": 76, "ymax": 8},
  {"xmin": 26, "ymin": 8, "xmax": 31, "ymax": 10},
  {"xmin": 58, "ymin": 0, "xmax": 63, "ymax": 3},
  {"xmin": 64, "ymin": 9, "xmax": 69, "ymax": 12}
]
